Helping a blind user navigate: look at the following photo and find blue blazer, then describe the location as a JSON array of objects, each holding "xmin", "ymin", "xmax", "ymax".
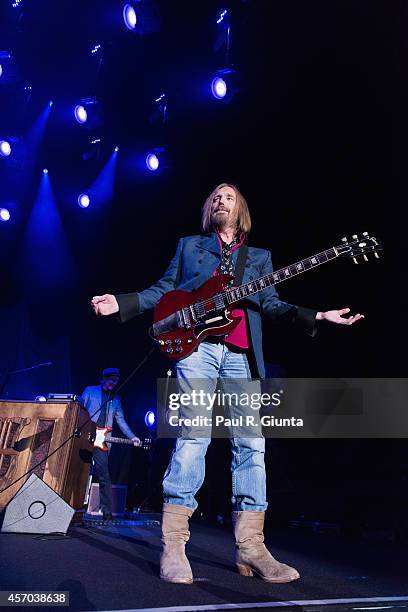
[
  {"xmin": 81, "ymin": 385, "xmax": 135, "ymax": 440},
  {"xmin": 116, "ymin": 233, "xmax": 317, "ymax": 379}
]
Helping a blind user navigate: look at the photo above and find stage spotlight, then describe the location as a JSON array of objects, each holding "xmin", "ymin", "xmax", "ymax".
[
  {"xmin": 91, "ymin": 43, "xmax": 102, "ymax": 55},
  {"xmin": 150, "ymin": 92, "xmax": 168, "ymax": 125},
  {"xmin": 0, "ymin": 64, "xmax": 2, "ymax": 78},
  {"xmin": 49, "ymin": 100, "xmax": 54, "ymax": 107},
  {"xmin": 0, "ymin": 208, "xmax": 10, "ymax": 222},
  {"xmin": 35, "ymin": 395, "xmax": 47, "ymax": 402},
  {"xmin": 211, "ymin": 76, "xmax": 227, "ymax": 99},
  {"xmin": 216, "ymin": 9, "xmax": 228, "ymax": 25},
  {"xmin": 210, "ymin": 69, "xmax": 239, "ymax": 103},
  {"xmin": 123, "ymin": 3, "xmax": 137, "ymax": 30},
  {"xmin": 0, "ymin": 140, "xmax": 11, "ymax": 157},
  {"xmin": 74, "ymin": 98, "xmax": 102, "ymax": 129},
  {"xmin": 74, "ymin": 105, "xmax": 88, "ymax": 124},
  {"xmin": 144, "ymin": 410, "xmax": 156, "ymax": 427},
  {"xmin": 78, "ymin": 193, "xmax": 90, "ymax": 208},
  {"xmin": 146, "ymin": 153, "xmax": 159, "ymax": 171},
  {"xmin": 43, "ymin": 168, "xmax": 48, "ymax": 174},
  {"xmin": 114, "ymin": 145, "xmax": 119, "ymax": 152}
]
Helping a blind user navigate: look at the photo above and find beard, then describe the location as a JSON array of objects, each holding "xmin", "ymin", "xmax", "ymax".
[{"xmin": 211, "ymin": 210, "xmax": 236, "ymax": 231}]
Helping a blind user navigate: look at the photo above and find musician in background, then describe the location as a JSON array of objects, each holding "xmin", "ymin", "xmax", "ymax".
[
  {"xmin": 82, "ymin": 367, "xmax": 141, "ymax": 521},
  {"xmin": 91, "ymin": 184, "xmax": 363, "ymax": 579}
]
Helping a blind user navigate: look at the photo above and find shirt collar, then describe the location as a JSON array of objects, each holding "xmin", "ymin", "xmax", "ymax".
[{"xmin": 215, "ymin": 230, "xmax": 246, "ymax": 252}]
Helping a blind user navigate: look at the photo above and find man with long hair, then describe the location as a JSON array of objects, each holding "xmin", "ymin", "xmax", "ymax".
[{"xmin": 91, "ymin": 183, "xmax": 363, "ymax": 584}]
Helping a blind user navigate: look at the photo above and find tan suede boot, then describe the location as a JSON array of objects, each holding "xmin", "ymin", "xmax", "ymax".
[
  {"xmin": 160, "ymin": 503, "xmax": 194, "ymax": 584},
  {"xmin": 232, "ymin": 511, "xmax": 300, "ymax": 583}
]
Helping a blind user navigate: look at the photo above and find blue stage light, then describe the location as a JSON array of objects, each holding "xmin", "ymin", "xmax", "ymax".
[
  {"xmin": 146, "ymin": 153, "xmax": 159, "ymax": 171},
  {"xmin": 74, "ymin": 99, "xmax": 101, "ymax": 129},
  {"xmin": 74, "ymin": 105, "xmax": 88, "ymax": 124},
  {"xmin": 91, "ymin": 43, "xmax": 102, "ymax": 55},
  {"xmin": 211, "ymin": 77, "xmax": 227, "ymax": 99},
  {"xmin": 78, "ymin": 193, "xmax": 90, "ymax": 208},
  {"xmin": 216, "ymin": 9, "xmax": 228, "ymax": 24},
  {"xmin": 144, "ymin": 411, "xmax": 156, "ymax": 427},
  {"xmin": 0, "ymin": 140, "xmax": 11, "ymax": 157},
  {"xmin": 114, "ymin": 146, "xmax": 119, "ymax": 152},
  {"xmin": 123, "ymin": 4, "xmax": 137, "ymax": 30},
  {"xmin": 86, "ymin": 147, "xmax": 118, "ymax": 206},
  {"xmin": 43, "ymin": 168, "xmax": 48, "ymax": 174},
  {"xmin": 0, "ymin": 64, "xmax": 2, "ymax": 78},
  {"xmin": 0, "ymin": 208, "xmax": 10, "ymax": 222},
  {"xmin": 49, "ymin": 100, "xmax": 53, "ymax": 107}
]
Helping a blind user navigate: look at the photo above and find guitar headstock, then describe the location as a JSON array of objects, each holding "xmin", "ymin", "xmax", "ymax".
[
  {"xmin": 141, "ymin": 437, "xmax": 153, "ymax": 450},
  {"xmin": 336, "ymin": 232, "xmax": 382, "ymax": 264}
]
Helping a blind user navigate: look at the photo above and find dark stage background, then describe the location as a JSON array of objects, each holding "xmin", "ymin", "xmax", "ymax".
[{"xmin": 0, "ymin": 1, "xmax": 405, "ymax": 535}]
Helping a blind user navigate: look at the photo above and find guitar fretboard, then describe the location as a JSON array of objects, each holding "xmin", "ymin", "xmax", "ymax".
[{"xmin": 105, "ymin": 437, "xmax": 132, "ymax": 444}]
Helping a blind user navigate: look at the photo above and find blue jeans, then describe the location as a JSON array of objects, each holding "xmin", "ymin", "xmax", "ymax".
[{"xmin": 162, "ymin": 341, "xmax": 267, "ymax": 512}]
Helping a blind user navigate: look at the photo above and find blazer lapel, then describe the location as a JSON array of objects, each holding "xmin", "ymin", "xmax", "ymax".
[{"xmin": 200, "ymin": 233, "xmax": 221, "ymax": 257}]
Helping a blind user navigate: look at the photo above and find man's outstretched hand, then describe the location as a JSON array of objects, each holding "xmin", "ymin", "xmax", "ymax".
[
  {"xmin": 316, "ymin": 308, "xmax": 364, "ymax": 325},
  {"xmin": 91, "ymin": 294, "xmax": 119, "ymax": 316}
]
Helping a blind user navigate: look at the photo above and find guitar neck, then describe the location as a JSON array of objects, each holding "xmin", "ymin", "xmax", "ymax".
[
  {"xmin": 105, "ymin": 437, "xmax": 132, "ymax": 445},
  {"xmin": 225, "ymin": 246, "xmax": 339, "ymax": 306}
]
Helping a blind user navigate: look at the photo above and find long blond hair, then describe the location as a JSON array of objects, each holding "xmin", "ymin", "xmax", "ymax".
[{"xmin": 201, "ymin": 183, "xmax": 252, "ymax": 234}]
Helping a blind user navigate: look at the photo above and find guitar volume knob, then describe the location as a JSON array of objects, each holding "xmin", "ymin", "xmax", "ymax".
[
  {"xmin": 166, "ymin": 348, "xmax": 174, "ymax": 354},
  {"xmin": 165, "ymin": 339, "xmax": 172, "ymax": 345}
]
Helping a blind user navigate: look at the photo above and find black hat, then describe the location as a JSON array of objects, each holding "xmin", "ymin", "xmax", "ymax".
[{"xmin": 101, "ymin": 367, "xmax": 120, "ymax": 378}]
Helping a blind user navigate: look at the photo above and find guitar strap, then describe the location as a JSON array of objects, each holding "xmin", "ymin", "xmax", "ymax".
[{"xmin": 233, "ymin": 243, "xmax": 248, "ymax": 286}]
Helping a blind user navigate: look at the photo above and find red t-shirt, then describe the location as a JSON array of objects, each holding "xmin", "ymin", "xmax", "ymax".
[{"xmin": 214, "ymin": 233, "xmax": 249, "ymax": 350}]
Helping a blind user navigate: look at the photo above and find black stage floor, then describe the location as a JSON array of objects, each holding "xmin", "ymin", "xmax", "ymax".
[{"xmin": 0, "ymin": 515, "xmax": 407, "ymax": 612}]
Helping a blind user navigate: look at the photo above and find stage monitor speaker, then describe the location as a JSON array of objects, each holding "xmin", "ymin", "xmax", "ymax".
[{"xmin": 0, "ymin": 474, "xmax": 75, "ymax": 534}]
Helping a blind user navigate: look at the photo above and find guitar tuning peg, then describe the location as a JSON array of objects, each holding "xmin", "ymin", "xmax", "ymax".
[
  {"xmin": 363, "ymin": 254, "xmax": 368, "ymax": 262},
  {"xmin": 352, "ymin": 234, "xmax": 358, "ymax": 240},
  {"xmin": 353, "ymin": 256, "xmax": 359, "ymax": 264},
  {"xmin": 341, "ymin": 237, "xmax": 348, "ymax": 243},
  {"xmin": 374, "ymin": 252, "xmax": 380, "ymax": 259},
  {"xmin": 362, "ymin": 231, "xmax": 369, "ymax": 237}
]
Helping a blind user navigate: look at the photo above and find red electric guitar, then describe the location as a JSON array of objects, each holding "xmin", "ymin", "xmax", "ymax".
[
  {"xmin": 93, "ymin": 427, "xmax": 153, "ymax": 452},
  {"xmin": 151, "ymin": 233, "xmax": 381, "ymax": 361}
]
